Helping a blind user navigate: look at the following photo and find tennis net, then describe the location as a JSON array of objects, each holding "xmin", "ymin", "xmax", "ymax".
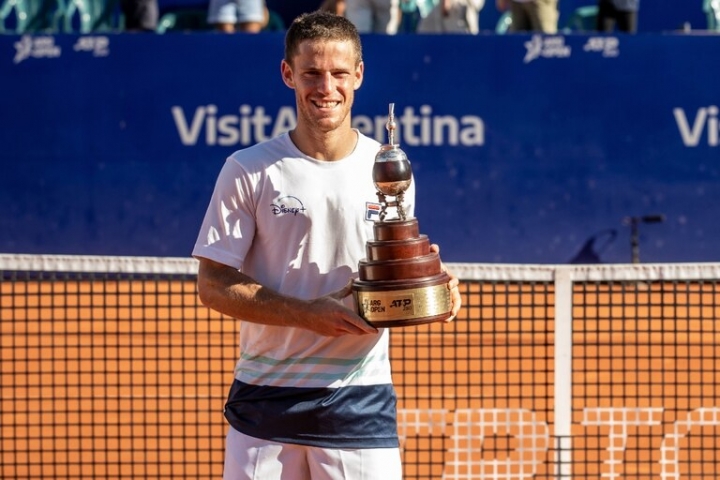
[{"xmin": 2, "ymin": 254, "xmax": 720, "ymax": 479}]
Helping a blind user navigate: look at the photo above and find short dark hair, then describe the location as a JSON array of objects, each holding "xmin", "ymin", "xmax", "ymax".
[{"xmin": 284, "ymin": 11, "xmax": 363, "ymax": 66}]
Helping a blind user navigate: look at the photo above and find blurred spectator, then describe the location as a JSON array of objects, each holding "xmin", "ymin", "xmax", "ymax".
[
  {"xmin": 416, "ymin": 0, "xmax": 484, "ymax": 34},
  {"xmin": 121, "ymin": 0, "xmax": 158, "ymax": 31},
  {"xmin": 496, "ymin": 0, "xmax": 558, "ymax": 33},
  {"xmin": 344, "ymin": 0, "xmax": 402, "ymax": 33},
  {"xmin": 397, "ymin": 0, "xmax": 422, "ymax": 32},
  {"xmin": 596, "ymin": 0, "xmax": 639, "ymax": 33},
  {"xmin": 319, "ymin": 0, "xmax": 346, "ymax": 16},
  {"xmin": 208, "ymin": 0, "xmax": 266, "ymax": 32}
]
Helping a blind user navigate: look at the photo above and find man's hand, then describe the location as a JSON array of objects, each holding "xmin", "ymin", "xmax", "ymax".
[
  {"xmin": 431, "ymin": 244, "xmax": 462, "ymax": 323},
  {"xmin": 305, "ymin": 280, "xmax": 379, "ymax": 337}
]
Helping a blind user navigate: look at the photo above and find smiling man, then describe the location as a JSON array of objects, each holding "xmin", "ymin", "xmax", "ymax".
[{"xmin": 192, "ymin": 11, "xmax": 461, "ymax": 480}]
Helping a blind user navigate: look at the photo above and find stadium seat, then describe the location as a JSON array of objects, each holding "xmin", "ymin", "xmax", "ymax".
[
  {"xmin": 263, "ymin": 8, "xmax": 284, "ymax": 31},
  {"xmin": 495, "ymin": 10, "xmax": 511, "ymax": 34},
  {"xmin": 27, "ymin": 0, "xmax": 64, "ymax": 31},
  {"xmin": 62, "ymin": 0, "xmax": 121, "ymax": 32},
  {"xmin": 705, "ymin": 0, "xmax": 720, "ymax": 31},
  {"xmin": 156, "ymin": 9, "xmax": 209, "ymax": 33},
  {"xmin": 0, "ymin": 0, "xmax": 30, "ymax": 33},
  {"xmin": 564, "ymin": 5, "xmax": 598, "ymax": 33},
  {"xmin": 0, "ymin": 0, "xmax": 63, "ymax": 33}
]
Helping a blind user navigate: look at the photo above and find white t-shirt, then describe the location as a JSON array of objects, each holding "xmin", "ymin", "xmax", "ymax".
[{"xmin": 193, "ymin": 130, "xmax": 415, "ymax": 448}]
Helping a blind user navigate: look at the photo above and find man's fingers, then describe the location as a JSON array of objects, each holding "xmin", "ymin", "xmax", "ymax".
[
  {"xmin": 321, "ymin": 280, "xmax": 379, "ymax": 335},
  {"xmin": 352, "ymin": 318, "xmax": 379, "ymax": 335},
  {"xmin": 445, "ymin": 272, "xmax": 462, "ymax": 322},
  {"xmin": 329, "ymin": 311, "xmax": 378, "ymax": 336}
]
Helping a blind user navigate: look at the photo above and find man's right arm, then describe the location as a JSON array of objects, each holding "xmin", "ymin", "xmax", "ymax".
[{"xmin": 195, "ymin": 257, "xmax": 378, "ymax": 336}]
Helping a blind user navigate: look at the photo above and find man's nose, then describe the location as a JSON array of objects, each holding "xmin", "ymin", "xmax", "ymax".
[{"xmin": 316, "ymin": 73, "xmax": 334, "ymax": 93}]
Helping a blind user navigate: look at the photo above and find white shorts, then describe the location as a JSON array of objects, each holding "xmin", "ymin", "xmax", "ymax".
[
  {"xmin": 207, "ymin": 0, "xmax": 265, "ymax": 25},
  {"xmin": 223, "ymin": 427, "xmax": 403, "ymax": 480}
]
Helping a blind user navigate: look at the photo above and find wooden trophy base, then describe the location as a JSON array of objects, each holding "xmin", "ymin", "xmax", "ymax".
[{"xmin": 352, "ymin": 218, "xmax": 452, "ymax": 328}]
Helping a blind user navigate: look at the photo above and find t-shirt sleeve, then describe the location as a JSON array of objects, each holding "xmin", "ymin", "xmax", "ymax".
[{"xmin": 192, "ymin": 157, "xmax": 256, "ymax": 270}]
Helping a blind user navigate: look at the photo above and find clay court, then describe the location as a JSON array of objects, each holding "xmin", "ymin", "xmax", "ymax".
[{"xmin": 2, "ymin": 259, "xmax": 720, "ymax": 479}]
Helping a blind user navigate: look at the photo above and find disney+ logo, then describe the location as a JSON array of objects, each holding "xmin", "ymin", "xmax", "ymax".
[{"xmin": 270, "ymin": 196, "xmax": 307, "ymax": 216}]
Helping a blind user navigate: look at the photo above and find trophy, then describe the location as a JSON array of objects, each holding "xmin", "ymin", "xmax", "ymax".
[{"xmin": 352, "ymin": 103, "xmax": 453, "ymax": 328}]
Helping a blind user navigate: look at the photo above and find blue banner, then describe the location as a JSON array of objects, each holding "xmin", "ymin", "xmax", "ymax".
[{"xmin": 1, "ymin": 32, "xmax": 719, "ymax": 263}]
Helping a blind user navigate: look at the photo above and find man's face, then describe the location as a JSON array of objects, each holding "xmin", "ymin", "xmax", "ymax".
[{"xmin": 281, "ymin": 39, "xmax": 364, "ymax": 134}]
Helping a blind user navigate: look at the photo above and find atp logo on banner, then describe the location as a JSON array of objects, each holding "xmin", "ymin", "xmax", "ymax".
[{"xmin": 523, "ymin": 35, "xmax": 571, "ymax": 63}]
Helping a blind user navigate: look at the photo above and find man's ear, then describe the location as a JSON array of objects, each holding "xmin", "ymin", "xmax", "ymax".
[
  {"xmin": 354, "ymin": 61, "xmax": 364, "ymax": 91},
  {"xmin": 280, "ymin": 59, "xmax": 295, "ymax": 89}
]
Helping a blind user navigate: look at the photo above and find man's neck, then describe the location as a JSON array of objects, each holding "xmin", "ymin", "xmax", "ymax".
[{"xmin": 289, "ymin": 126, "xmax": 358, "ymax": 162}]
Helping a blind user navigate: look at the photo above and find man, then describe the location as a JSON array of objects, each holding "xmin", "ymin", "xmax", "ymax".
[
  {"xmin": 496, "ymin": 0, "xmax": 558, "ymax": 33},
  {"xmin": 120, "ymin": 0, "xmax": 158, "ymax": 31},
  {"xmin": 193, "ymin": 11, "xmax": 461, "ymax": 480},
  {"xmin": 596, "ymin": 0, "xmax": 640, "ymax": 33}
]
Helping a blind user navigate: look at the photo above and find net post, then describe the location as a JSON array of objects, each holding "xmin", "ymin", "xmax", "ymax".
[{"xmin": 554, "ymin": 267, "xmax": 573, "ymax": 478}]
